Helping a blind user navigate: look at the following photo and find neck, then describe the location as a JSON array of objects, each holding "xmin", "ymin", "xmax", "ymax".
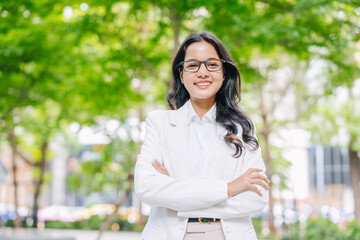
[{"xmin": 190, "ymin": 98, "xmax": 215, "ymax": 119}]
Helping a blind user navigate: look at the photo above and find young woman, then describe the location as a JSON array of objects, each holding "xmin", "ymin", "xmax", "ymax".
[{"xmin": 135, "ymin": 32, "xmax": 270, "ymax": 240}]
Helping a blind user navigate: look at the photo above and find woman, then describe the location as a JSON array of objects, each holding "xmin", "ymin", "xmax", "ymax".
[{"xmin": 134, "ymin": 32, "xmax": 270, "ymax": 240}]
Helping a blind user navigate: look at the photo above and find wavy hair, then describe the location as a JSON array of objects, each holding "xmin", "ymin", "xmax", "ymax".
[{"xmin": 167, "ymin": 32, "xmax": 259, "ymax": 157}]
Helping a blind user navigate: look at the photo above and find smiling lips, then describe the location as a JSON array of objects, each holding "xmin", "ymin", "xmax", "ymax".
[{"xmin": 194, "ymin": 81, "xmax": 212, "ymax": 88}]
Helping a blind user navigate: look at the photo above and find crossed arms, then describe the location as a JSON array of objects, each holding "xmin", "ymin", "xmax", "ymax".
[{"xmin": 134, "ymin": 112, "xmax": 270, "ymax": 218}]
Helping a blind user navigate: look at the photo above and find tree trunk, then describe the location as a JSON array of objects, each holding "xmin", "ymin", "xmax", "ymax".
[
  {"xmin": 349, "ymin": 139, "xmax": 360, "ymax": 221},
  {"xmin": 96, "ymin": 108, "xmax": 140, "ymax": 239},
  {"xmin": 96, "ymin": 177, "xmax": 133, "ymax": 240},
  {"xmin": 32, "ymin": 139, "xmax": 48, "ymax": 228},
  {"xmin": 9, "ymin": 131, "xmax": 22, "ymax": 228},
  {"xmin": 258, "ymin": 82, "xmax": 276, "ymax": 235},
  {"xmin": 137, "ymin": 108, "xmax": 146, "ymax": 228},
  {"xmin": 261, "ymin": 127, "xmax": 276, "ymax": 235}
]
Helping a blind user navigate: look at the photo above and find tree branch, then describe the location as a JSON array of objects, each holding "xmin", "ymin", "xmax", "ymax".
[
  {"xmin": 2, "ymin": 74, "xmax": 36, "ymax": 121},
  {"xmin": 15, "ymin": 149, "xmax": 37, "ymax": 167},
  {"xmin": 96, "ymin": 174, "xmax": 133, "ymax": 240},
  {"xmin": 123, "ymin": 39, "xmax": 159, "ymax": 78}
]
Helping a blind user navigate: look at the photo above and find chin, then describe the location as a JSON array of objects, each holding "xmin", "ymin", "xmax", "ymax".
[{"xmin": 190, "ymin": 94, "xmax": 217, "ymax": 101}]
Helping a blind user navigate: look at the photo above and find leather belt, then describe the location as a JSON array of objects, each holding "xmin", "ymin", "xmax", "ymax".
[{"xmin": 188, "ymin": 218, "xmax": 220, "ymax": 224}]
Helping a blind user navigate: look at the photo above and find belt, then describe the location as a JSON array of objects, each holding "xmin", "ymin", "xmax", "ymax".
[{"xmin": 188, "ymin": 218, "xmax": 220, "ymax": 224}]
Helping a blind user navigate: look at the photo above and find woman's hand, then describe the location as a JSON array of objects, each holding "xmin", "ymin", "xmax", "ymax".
[
  {"xmin": 227, "ymin": 168, "xmax": 270, "ymax": 197},
  {"xmin": 152, "ymin": 159, "xmax": 169, "ymax": 176}
]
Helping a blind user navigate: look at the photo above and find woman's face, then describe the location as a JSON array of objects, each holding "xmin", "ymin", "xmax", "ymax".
[{"xmin": 180, "ymin": 41, "xmax": 224, "ymax": 104}]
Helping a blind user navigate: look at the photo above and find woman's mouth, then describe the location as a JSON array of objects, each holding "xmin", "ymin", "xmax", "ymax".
[{"xmin": 194, "ymin": 81, "xmax": 212, "ymax": 88}]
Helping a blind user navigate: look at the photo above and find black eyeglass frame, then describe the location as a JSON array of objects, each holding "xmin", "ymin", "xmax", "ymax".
[{"xmin": 179, "ymin": 59, "xmax": 226, "ymax": 73}]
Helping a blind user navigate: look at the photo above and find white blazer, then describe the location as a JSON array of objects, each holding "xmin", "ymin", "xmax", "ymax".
[{"xmin": 134, "ymin": 104, "xmax": 269, "ymax": 240}]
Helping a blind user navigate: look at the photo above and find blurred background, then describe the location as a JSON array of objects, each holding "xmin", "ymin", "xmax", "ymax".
[{"xmin": 0, "ymin": 0, "xmax": 360, "ymax": 239}]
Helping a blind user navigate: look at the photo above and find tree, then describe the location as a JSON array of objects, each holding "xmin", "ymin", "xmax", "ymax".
[
  {"xmin": 0, "ymin": 0, "xmax": 139, "ymax": 227},
  {"xmin": 2, "ymin": 0, "xmax": 359, "ymax": 236},
  {"xmin": 0, "ymin": 0, "xmax": 74, "ymax": 227},
  {"xmin": 299, "ymin": 85, "xmax": 360, "ymax": 220}
]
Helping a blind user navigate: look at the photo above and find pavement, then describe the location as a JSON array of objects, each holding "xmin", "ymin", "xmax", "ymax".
[{"xmin": 0, "ymin": 228, "xmax": 142, "ymax": 240}]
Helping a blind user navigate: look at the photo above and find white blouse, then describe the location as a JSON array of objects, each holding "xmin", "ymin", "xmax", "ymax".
[{"xmin": 186, "ymin": 100, "xmax": 219, "ymax": 178}]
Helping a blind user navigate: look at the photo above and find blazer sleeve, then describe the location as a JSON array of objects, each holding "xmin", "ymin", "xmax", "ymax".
[
  {"xmin": 177, "ymin": 132, "xmax": 269, "ymax": 219},
  {"xmin": 134, "ymin": 111, "xmax": 229, "ymax": 212}
]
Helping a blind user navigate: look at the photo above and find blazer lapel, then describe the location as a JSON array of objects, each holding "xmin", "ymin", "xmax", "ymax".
[{"xmin": 165, "ymin": 104, "xmax": 190, "ymax": 178}]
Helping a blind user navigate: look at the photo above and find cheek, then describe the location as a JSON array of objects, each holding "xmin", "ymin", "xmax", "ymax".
[
  {"xmin": 214, "ymin": 77, "xmax": 225, "ymax": 92},
  {"xmin": 182, "ymin": 74, "xmax": 193, "ymax": 85},
  {"xmin": 217, "ymin": 80, "xmax": 224, "ymax": 91},
  {"xmin": 214, "ymin": 74, "xmax": 224, "ymax": 84},
  {"xmin": 183, "ymin": 81, "xmax": 192, "ymax": 91}
]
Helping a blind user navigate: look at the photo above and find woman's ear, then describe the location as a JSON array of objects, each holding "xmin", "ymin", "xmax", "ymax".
[{"xmin": 179, "ymin": 68, "xmax": 184, "ymax": 83}]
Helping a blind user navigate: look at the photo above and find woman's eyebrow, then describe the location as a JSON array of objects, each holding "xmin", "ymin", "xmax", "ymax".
[{"xmin": 184, "ymin": 57, "xmax": 219, "ymax": 61}]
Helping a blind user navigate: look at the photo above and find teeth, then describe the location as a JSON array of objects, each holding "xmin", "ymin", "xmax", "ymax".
[{"xmin": 196, "ymin": 82, "xmax": 211, "ymax": 86}]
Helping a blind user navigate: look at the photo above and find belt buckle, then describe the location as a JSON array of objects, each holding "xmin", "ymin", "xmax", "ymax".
[{"xmin": 198, "ymin": 218, "xmax": 216, "ymax": 224}]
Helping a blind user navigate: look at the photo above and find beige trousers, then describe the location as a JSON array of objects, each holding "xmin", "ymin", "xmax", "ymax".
[{"xmin": 183, "ymin": 221, "xmax": 226, "ymax": 240}]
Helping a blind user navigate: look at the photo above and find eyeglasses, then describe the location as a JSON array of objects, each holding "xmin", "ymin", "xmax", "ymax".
[{"xmin": 179, "ymin": 59, "xmax": 226, "ymax": 73}]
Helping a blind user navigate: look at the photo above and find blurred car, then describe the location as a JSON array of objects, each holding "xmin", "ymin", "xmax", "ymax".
[{"xmin": 38, "ymin": 205, "xmax": 85, "ymax": 222}]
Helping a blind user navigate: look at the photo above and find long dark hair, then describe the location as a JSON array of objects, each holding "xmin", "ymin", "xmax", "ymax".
[{"xmin": 167, "ymin": 32, "xmax": 259, "ymax": 157}]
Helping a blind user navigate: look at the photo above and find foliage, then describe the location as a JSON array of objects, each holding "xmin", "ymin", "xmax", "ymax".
[
  {"xmin": 344, "ymin": 220, "xmax": 360, "ymax": 240},
  {"xmin": 281, "ymin": 217, "xmax": 360, "ymax": 240},
  {"xmin": 252, "ymin": 218, "xmax": 266, "ymax": 239},
  {"xmin": 45, "ymin": 220, "xmax": 82, "ymax": 230},
  {"xmin": 303, "ymin": 217, "xmax": 343, "ymax": 240},
  {"xmin": 67, "ymin": 133, "xmax": 136, "ymax": 199},
  {"xmin": 1, "ymin": 0, "xmax": 360, "ymax": 234},
  {"xmin": 282, "ymin": 221, "xmax": 302, "ymax": 240},
  {"xmin": 43, "ymin": 215, "xmax": 141, "ymax": 231},
  {"xmin": 37, "ymin": 217, "xmax": 360, "ymax": 238},
  {"xmin": 251, "ymin": 217, "xmax": 360, "ymax": 240}
]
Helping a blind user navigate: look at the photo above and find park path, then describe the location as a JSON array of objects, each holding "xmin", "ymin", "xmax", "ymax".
[{"xmin": 0, "ymin": 227, "xmax": 142, "ymax": 240}]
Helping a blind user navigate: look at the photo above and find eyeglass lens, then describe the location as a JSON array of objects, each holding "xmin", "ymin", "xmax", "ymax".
[{"xmin": 183, "ymin": 59, "xmax": 222, "ymax": 72}]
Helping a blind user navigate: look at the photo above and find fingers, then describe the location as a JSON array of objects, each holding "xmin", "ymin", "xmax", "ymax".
[
  {"xmin": 153, "ymin": 159, "xmax": 162, "ymax": 168},
  {"xmin": 249, "ymin": 185, "xmax": 262, "ymax": 197},
  {"xmin": 154, "ymin": 160, "xmax": 167, "ymax": 173},
  {"xmin": 250, "ymin": 179, "xmax": 270, "ymax": 190},
  {"xmin": 152, "ymin": 159, "xmax": 169, "ymax": 176},
  {"xmin": 249, "ymin": 173, "xmax": 271, "ymax": 184},
  {"xmin": 151, "ymin": 160, "xmax": 164, "ymax": 173},
  {"xmin": 247, "ymin": 171, "xmax": 270, "ymax": 191},
  {"xmin": 245, "ymin": 168, "xmax": 263, "ymax": 175},
  {"xmin": 151, "ymin": 161, "xmax": 166, "ymax": 174},
  {"xmin": 230, "ymin": 168, "xmax": 271, "ymax": 197},
  {"xmin": 245, "ymin": 169, "xmax": 271, "ymax": 184}
]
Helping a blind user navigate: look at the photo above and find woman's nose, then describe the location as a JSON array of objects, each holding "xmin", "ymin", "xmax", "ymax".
[{"xmin": 196, "ymin": 62, "xmax": 209, "ymax": 77}]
